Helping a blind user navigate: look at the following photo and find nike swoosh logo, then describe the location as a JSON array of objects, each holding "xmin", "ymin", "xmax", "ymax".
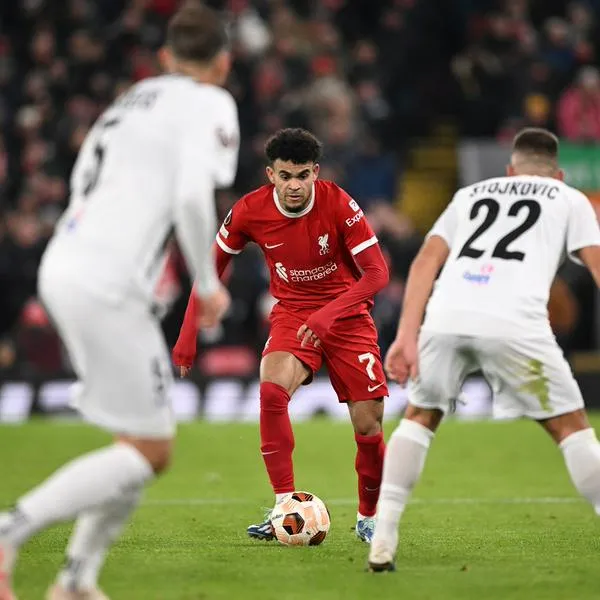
[
  {"xmin": 265, "ymin": 243, "xmax": 284, "ymax": 249},
  {"xmin": 368, "ymin": 382, "xmax": 385, "ymax": 392}
]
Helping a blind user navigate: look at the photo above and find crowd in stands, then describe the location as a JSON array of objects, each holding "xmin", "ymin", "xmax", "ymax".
[
  {"xmin": 1, "ymin": 0, "xmax": 599, "ymax": 378},
  {"xmin": 454, "ymin": 0, "xmax": 600, "ymax": 140}
]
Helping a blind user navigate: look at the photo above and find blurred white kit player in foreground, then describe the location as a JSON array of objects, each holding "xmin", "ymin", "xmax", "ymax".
[
  {"xmin": 0, "ymin": 4, "xmax": 239, "ymax": 599},
  {"xmin": 368, "ymin": 128, "xmax": 600, "ymax": 572}
]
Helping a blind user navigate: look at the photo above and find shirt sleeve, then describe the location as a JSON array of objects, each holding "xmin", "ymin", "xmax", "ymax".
[
  {"xmin": 426, "ymin": 191, "xmax": 460, "ymax": 248},
  {"xmin": 306, "ymin": 243, "xmax": 389, "ymax": 340},
  {"xmin": 336, "ymin": 190, "xmax": 378, "ymax": 255},
  {"xmin": 215, "ymin": 199, "xmax": 250, "ymax": 256},
  {"xmin": 566, "ymin": 189, "xmax": 600, "ymax": 264},
  {"xmin": 212, "ymin": 91, "xmax": 240, "ymax": 188},
  {"xmin": 171, "ymin": 242, "xmax": 235, "ymax": 368},
  {"xmin": 173, "ymin": 142, "xmax": 219, "ymax": 298}
]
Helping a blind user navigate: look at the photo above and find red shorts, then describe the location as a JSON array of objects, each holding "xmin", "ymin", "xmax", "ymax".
[{"xmin": 263, "ymin": 306, "xmax": 388, "ymax": 402}]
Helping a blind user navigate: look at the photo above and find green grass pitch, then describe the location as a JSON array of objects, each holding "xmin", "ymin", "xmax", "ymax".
[{"xmin": 2, "ymin": 417, "xmax": 599, "ymax": 599}]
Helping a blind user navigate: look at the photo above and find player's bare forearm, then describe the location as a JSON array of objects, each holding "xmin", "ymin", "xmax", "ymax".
[
  {"xmin": 578, "ymin": 245, "xmax": 600, "ymax": 289},
  {"xmin": 396, "ymin": 236, "xmax": 449, "ymax": 339}
]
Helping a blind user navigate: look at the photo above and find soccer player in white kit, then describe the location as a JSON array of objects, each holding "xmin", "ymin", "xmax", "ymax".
[
  {"xmin": 368, "ymin": 128, "xmax": 600, "ymax": 572},
  {"xmin": 0, "ymin": 4, "xmax": 239, "ymax": 599}
]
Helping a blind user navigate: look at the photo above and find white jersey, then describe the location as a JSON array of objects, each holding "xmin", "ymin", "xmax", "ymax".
[
  {"xmin": 423, "ymin": 175, "xmax": 600, "ymax": 338},
  {"xmin": 42, "ymin": 74, "xmax": 239, "ymax": 304}
]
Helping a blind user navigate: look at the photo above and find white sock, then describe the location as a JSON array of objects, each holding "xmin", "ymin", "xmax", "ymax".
[
  {"xmin": 560, "ymin": 428, "xmax": 600, "ymax": 515},
  {"xmin": 372, "ymin": 419, "xmax": 434, "ymax": 550},
  {"xmin": 275, "ymin": 493, "xmax": 288, "ymax": 504},
  {"xmin": 57, "ymin": 486, "xmax": 143, "ymax": 591},
  {"xmin": 1, "ymin": 443, "xmax": 153, "ymax": 547}
]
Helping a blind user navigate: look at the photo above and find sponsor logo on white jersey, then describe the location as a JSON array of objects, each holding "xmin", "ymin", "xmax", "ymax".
[
  {"xmin": 346, "ymin": 209, "xmax": 364, "ymax": 227},
  {"xmin": 318, "ymin": 234, "xmax": 330, "ymax": 255},
  {"xmin": 463, "ymin": 264, "xmax": 494, "ymax": 285}
]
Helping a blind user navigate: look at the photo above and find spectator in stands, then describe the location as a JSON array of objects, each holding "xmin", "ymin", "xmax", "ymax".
[{"xmin": 557, "ymin": 65, "xmax": 600, "ymax": 141}]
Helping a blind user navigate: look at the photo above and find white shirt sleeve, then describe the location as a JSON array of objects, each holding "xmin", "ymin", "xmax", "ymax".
[
  {"xmin": 566, "ymin": 189, "xmax": 600, "ymax": 264},
  {"xmin": 426, "ymin": 191, "xmax": 460, "ymax": 247},
  {"xmin": 173, "ymin": 115, "xmax": 220, "ymax": 298},
  {"xmin": 212, "ymin": 91, "xmax": 240, "ymax": 188}
]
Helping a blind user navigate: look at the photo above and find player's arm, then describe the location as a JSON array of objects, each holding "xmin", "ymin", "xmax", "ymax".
[
  {"xmin": 579, "ymin": 246, "xmax": 600, "ymax": 287},
  {"xmin": 299, "ymin": 243, "xmax": 389, "ymax": 347},
  {"xmin": 395, "ymin": 236, "xmax": 450, "ymax": 338},
  {"xmin": 565, "ymin": 190, "xmax": 600, "ymax": 286},
  {"xmin": 297, "ymin": 192, "xmax": 388, "ymax": 347},
  {"xmin": 172, "ymin": 202, "xmax": 249, "ymax": 372},
  {"xmin": 385, "ymin": 195, "xmax": 458, "ymax": 383},
  {"xmin": 172, "ymin": 244, "xmax": 233, "ymax": 373},
  {"xmin": 173, "ymin": 103, "xmax": 232, "ymax": 331}
]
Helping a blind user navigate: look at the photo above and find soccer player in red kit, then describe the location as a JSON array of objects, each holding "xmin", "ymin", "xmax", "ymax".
[{"xmin": 173, "ymin": 128, "xmax": 389, "ymax": 543}]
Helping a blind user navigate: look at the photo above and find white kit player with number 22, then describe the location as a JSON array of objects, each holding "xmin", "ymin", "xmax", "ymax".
[
  {"xmin": 0, "ymin": 5, "xmax": 238, "ymax": 600},
  {"xmin": 368, "ymin": 128, "xmax": 600, "ymax": 573}
]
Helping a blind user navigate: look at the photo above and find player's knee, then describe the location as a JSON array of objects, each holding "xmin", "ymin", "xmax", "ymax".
[
  {"xmin": 260, "ymin": 381, "xmax": 291, "ymax": 413},
  {"xmin": 353, "ymin": 418, "xmax": 381, "ymax": 436},
  {"xmin": 117, "ymin": 436, "xmax": 173, "ymax": 474},
  {"xmin": 349, "ymin": 400, "xmax": 383, "ymax": 436},
  {"xmin": 404, "ymin": 404, "xmax": 443, "ymax": 432}
]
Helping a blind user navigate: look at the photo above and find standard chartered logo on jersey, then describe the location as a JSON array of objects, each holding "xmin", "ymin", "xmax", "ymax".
[
  {"xmin": 275, "ymin": 262, "xmax": 289, "ymax": 282},
  {"xmin": 275, "ymin": 261, "xmax": 338, "ymax": 283}
]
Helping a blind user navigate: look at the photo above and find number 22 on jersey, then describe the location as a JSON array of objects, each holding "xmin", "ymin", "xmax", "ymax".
[{"xmin": 458, "ymin": 198, "xmax": 541, "ymax": 262}]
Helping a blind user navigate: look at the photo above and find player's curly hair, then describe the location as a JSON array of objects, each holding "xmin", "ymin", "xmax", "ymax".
[{"xmin": 265, "ymin": 128, "xmax": 323, "ymax": 165}]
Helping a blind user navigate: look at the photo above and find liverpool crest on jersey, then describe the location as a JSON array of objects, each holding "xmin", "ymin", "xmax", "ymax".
[{"xmin": 318, "ymin": 234, "xmax": 330, "ymax": 255}]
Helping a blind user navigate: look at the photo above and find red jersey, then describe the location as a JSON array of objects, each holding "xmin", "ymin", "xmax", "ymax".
[{"xmin": 215, "ymin": 180, "xmax": 378, "ymax": 316}]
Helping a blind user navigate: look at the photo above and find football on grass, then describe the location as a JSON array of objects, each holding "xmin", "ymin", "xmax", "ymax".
[{"xmin": 270, "ymin": 491, "xmax": 331, "ymax": 546}]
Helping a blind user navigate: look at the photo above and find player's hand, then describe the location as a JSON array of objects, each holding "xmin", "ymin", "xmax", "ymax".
[
  {"xmin": 384, "ymin": 333, "xmax": 419, "ymax": 385},
  {"xmin": 197, "ymin": 284, "xmax": 231, "ymax": 329},
  {"xmin": 297, "ymin": 324, "xmax": 322, "ymax": 348},
  {"xmin": 179, "ymin": 366, "xmax": 191, "ymax": 378}
]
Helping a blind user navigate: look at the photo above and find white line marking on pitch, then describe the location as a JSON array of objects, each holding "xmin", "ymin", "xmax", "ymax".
[{"xmin": 140, "ymin": 497, "xmax": 583, "ymax": 507}]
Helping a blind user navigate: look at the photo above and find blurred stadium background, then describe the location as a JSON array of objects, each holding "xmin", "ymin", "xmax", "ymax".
[{"xmin": 2, "ymin": 0, "xmax": 600, "ymax": 422}]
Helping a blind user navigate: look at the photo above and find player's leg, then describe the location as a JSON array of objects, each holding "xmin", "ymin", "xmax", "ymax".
[
  {"xmin": 46, "ymin": 436, "xmax": 171, "ymax": 600},
  {"xmin": 368, "ymin": 333, "xmax": 473, "ymax": 571},
  {"xmin": 0, "ymin": 281, "xmax": 175, "ymax": 598},
  {"xmin": 322, "ymin": 316, "xmax": 389, "ymax": 542},
  {"xmin": 538, "ymin": 409, "xmax": 600, "ymax": 514},
  {"xmin": 247, "ymin": 314, "xmax": 322, "ymax": 540},
  {"xmin": 474, "ymin": 334, "xmax": 600, "ymax": 513},
  {"xmin": 346, "ymin": 399, "xmax": 385, "ymax": 543},
  {"xmin": 259, "ymin": 350, "xmax": 312, "ymax": 501},
  {"xmin": 0, "ymin": 437, "xmax": 168, "ymax": 600}
]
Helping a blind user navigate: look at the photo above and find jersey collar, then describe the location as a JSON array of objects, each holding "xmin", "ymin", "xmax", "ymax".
[{"xmin": 272, "ymin": 184, "xmax": 315, "ymax": 218}]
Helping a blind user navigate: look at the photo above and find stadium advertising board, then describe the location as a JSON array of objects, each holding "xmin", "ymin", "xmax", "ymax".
[{"xmin": 0, "ymin": 377, "xmax": 494, "ymax": 424}]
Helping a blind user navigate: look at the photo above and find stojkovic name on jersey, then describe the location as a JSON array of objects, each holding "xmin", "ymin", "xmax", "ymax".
[{"xmin": 469, "ymin": 179, "xmax": 560, "ymax": 200}]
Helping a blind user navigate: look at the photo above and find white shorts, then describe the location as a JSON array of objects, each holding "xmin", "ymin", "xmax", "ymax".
[
  {"xmin": 38, "ymin": 261, "xmax": 176, "ymax": 438},
  {"xmin": 409, "ymin": 331, "xmax": 584, "ymax": 420}
]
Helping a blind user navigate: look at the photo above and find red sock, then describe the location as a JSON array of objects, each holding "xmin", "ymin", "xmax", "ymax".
[
  {"xmin": 260, "ymin": 382, "xmax": 295, "ymax": 494},
  {"xmin": 355, "ymin": 432, "xmax": 385, "ymax": 517}
]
